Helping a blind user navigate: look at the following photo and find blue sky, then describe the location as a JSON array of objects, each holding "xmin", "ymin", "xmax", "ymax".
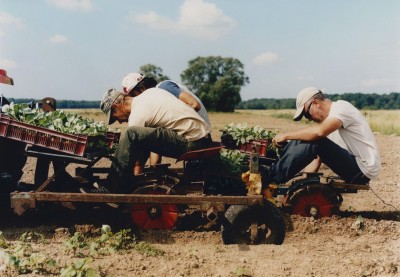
[{"xmin": 0, "ymin": 0, "xmax": 399, "ymax": 101}]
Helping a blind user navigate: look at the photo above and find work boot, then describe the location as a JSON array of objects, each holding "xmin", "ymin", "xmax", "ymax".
[
  {"xmin": 107, "ymin": 164, "xmax": 154, "ymax": 193},
  {"xmin": 106, "ymin": 168, "xmax": 138, "ymax": 194}
]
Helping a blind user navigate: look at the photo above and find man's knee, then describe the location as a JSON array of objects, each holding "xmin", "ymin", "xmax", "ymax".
[
  {"xmin": 285, "ymin": 140, "xmax": 318, "ymax": 157},
  {"xmin": 124, "ymin": 126, "xmax": 141, "ymax": 141}
]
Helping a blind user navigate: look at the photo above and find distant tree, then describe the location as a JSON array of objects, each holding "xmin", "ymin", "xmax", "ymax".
[
  {"xmin": 181, "ymin": 56, "xmax": 249, "ymax": 112},
  {"xmin": 139, "ymin": 64, "xmax": 169, "ymax": 83},
  {"xmin": 237, "ymin": 93, "xmax": 400, "ymax": 110},
  {"xmin": 237, "ymin": 98, "xmax": 296, "ymax": 110}
]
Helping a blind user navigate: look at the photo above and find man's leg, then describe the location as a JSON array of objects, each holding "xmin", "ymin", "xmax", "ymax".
[
  {"xmin": 316, "ymin": 139, "xmax": 369, "ymax": 184},
  {"xmin": 272, "ymin": 140, "xmax": 318, "ymax": 183},
  {"xmin": 149, "ymin": 153, "xmax": 162, "ymax": 166},
  {"xmin": 110, "ymin": 126, "xmax": 190, "ymax": 192},
  {"xmin": 303, "ymin": 157, "xmax": 322, "ymax": 173},
  {"xmin": 271, "ymin": 138, "xmax": 368, "ymax": 184}
]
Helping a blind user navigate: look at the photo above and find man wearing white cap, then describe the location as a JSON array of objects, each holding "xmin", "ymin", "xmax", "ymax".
[
  {"xmin": 262, "ymin": 87, "xmax": 381, "ymax": 185},
  {"xmin": 121, "ymin": 72, "xmax": 211, "ymax": 165},
  {"xmin": 121, "ymin": 72, "xmax": 210, "ymax": 125}
]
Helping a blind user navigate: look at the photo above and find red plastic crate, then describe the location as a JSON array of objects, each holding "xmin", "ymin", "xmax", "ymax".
[
  {"xmin": 239, "ymin": 139, "xmax": 269, "ymax": 157},
  {"xmin": 105, "ymin": 131, "xmax": 120, "ymax": 148},
  {"xmin": 0, "ymin": 113, "xmax": 118, "ymax": 156}
]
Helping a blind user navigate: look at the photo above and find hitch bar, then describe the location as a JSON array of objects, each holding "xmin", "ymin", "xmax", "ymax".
[{"xmin": 10, "ymin": 192, "xmax": 264, "ymax": 215}]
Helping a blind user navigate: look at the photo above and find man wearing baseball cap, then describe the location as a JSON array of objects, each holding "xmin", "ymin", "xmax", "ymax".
[
  {"xmin": 121, "ymin": 72, "xmax": 211, "ymax": 166},
  {"xmin": 95, "ymin": 85, "xmax": 212, "ymax": 193},
  {"xmin": 261, "ymin": 87, "xmax": 381, "ymax": 186},
  {"xmin": 121, "ymin": 72, "xmax": 210, "ymax": 125}
]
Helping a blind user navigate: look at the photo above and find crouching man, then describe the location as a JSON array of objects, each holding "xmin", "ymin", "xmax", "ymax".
[
  {"xmin": 264, "ymin": 87, "xmax": 381, "ymax": 186},
  {"xmin": 95, "ymin": 87, "xmax": 212, "ymax": 193}
]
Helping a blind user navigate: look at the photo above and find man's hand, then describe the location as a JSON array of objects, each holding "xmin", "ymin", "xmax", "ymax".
[
  {"xmin": 271, "ymin": 118, "xmax": 343, "ymax": 148},
  {"xmin": 272, "ymin": 133, "xmax": 287, "ymax": 148}
]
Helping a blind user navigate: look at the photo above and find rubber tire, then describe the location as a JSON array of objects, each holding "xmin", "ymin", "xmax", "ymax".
[
  {"xmin": 285, "ymin": 183, "xmax": 342, "ymax": 218},
  {"xmin": 221, "ymin": 200, "xmax": 286, "ymax": 245}
]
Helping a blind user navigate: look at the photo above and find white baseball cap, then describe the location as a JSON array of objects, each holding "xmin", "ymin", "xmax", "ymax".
[
  {"xmin": 121, "ymin": 72, "xmax": 144, "ymax": 94},
  {"xmin": 293, "ymin": 87, "xmax": 322, "ymax": 121}
]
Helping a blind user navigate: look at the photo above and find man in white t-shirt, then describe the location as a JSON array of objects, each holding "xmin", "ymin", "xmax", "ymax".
[
  {"xmin": 98, "ymin": 88, "xmax": 212, "ymax": 192},
  {"xmin": 265, "ymin": 87, "xmax": 381, "ymax": 185}
]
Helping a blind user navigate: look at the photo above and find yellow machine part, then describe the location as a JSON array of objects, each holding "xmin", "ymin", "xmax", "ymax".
[{"xmin": 242, "ymin": 170, "xmax": 262, "ymax": 195}]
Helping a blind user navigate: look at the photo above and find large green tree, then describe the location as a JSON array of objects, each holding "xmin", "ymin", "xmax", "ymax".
[
  {"xmin": 181, "ymin": 56, "xmax": 249, "ymax": 112},
  {"xmin": 139, "ymin": 64, "xmax": 169, "ymax": 83}
]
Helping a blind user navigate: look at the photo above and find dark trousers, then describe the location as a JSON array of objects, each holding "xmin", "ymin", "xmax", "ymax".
[
  {"xmin": 272, "ymin": 138, "xmax": 370, "ymax": 184},
  {"xmin": 0, "ymin": 138, "xmax": 27, "ymax": 181},
  {"xmin": 112, "ymin": 126, "xmax": 211, "ymax": 179}
]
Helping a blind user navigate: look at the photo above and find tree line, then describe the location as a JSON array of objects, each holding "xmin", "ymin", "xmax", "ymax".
[
  {"xmin": 10, "ymin": 92, "xmax": 400, "ymax": 110},
  {"xmin": 7, "ymin": 56, "xmax": 400, "ymax": 110},
  {"xmin": 7, "ymin": 98, "xmax": 100, "ymax": 109},
  {"xmin": 237, "ymin": 92, "xmax": 400, "ymax": 110}
]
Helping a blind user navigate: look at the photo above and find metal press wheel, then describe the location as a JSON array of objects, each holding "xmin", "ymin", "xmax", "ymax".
[
  {"xmin": 284, "ymin": 183, "xmax": 342, "ymax": 218},
  {"xmin": 130, "ymin": 184, "xmax": 179, "ymax": 230},
  {"xmin": 221, "ymin": 200, "xmax": 286, "ymax": 245}
]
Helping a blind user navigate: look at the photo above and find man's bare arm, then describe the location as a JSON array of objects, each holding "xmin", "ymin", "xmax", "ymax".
[
  {"xmin": 179, "ymin": 92, "xmax": 201, "ymax": 111},
  {"xmin": 273, "ymin": 118, "xmax": 342, "ymax": 147}
]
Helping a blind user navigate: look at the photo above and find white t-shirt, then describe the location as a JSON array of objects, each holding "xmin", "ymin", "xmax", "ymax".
[
  {"xmin": 156, "ymin": 80, "xmax": 211, "ymax": 125},
  {"xmin": 128, "ymin": 88, "xmax": 211, "ymax": 141},
  {"xmin": 327, "ymin": 130, "xmax": 348, "ymax": 151},
  {"xmin": 328, "ymin": 100, "xmax": 381, "ymax": 179}
]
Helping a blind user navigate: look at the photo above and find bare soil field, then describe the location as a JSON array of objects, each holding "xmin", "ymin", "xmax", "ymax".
[{"xmin": 1, "ymin": 111, "xmax": 399, "ymax": 277}]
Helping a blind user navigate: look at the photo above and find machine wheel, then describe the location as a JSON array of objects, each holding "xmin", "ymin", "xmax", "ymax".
[
  {"xmin": 130, "ymin": 184, "xmax": 179, "ymax": 230},
  {"xmin": 221, "ymin": 200, "xmax": 286, "ymax": 245},
  {"xmin": 284, "ymin": 183, "xmax": 342, "ymax": 218}
]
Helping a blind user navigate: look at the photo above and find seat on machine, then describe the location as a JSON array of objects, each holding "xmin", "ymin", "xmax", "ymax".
[{"xmin": 176, "ymin": 142, "xmax": 223, "ymax": 162}]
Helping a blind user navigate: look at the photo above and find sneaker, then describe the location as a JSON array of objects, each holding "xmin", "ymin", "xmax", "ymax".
[{"xmin": 79, "ymin": 182, "xmax": 119, "ymax": 209}]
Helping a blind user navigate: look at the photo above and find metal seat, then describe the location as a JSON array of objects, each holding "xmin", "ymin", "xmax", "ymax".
[{"xmin": 177, "ymin": 142, "xmax": 223, "ymax": 162}]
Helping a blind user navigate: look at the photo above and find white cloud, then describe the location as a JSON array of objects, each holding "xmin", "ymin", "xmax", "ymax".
[
  {"xmin": 132, "ymin": 0, "xmax": 236, "ymax": 40},
  {"xmin": 252, "ymin": 52, "xmax": 280, "ymax": 66},
  {"xmin": 49, "ymin": 34, "xmax": 68, "ymax": 44},
  {"xmin": 46, "ymin": 0, "xmax": 94, "ymax": 12},
  {"xmin": 0, "ymin": 12, "xmax": 24, "ymax": 28},
  {"xmin": 134, "ymin": 11, "xmax": 174, "ymax": 31},
  {"xmin": 0, "ymin": 12, "xmax": 24, "ymax": 38},
  {"xmin": 0, "ymin": 59, "xmax": 18, "ymax": 69}
]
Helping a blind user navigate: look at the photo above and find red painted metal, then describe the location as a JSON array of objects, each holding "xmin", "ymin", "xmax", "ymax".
[
  {"xmin": 0, "ymin": 69, "xmax": 13, "ymax": 85},
  {"xmin": 130, "ymin": 188, "xmax": 179, "ymax": 230}
]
